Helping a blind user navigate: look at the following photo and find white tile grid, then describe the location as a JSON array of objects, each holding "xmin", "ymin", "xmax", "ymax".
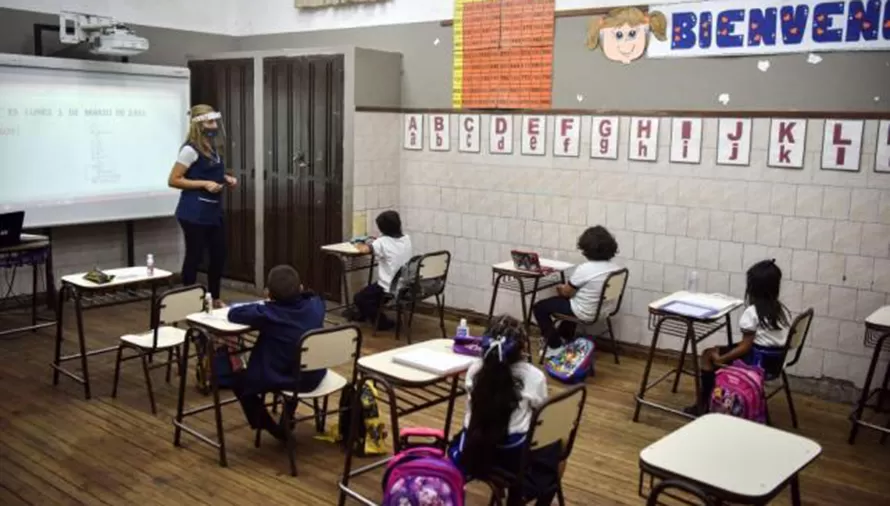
[{"xmin": 367, "ymin": 113, "xmax": 890, "ymax": 387}]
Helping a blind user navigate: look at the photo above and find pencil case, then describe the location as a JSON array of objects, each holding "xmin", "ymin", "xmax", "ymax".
[{"xmin": 452, "ymin": 336, "xmax": 482, "ymax": 357}]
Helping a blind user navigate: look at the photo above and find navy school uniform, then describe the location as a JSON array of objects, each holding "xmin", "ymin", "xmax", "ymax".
[
  {"xmin": 174, "ymin": 143, "xmax": 226, "ymax": 226},
  {"xmin": 227, "ymin": 293, "xmax": 326, "ymax": 433}
]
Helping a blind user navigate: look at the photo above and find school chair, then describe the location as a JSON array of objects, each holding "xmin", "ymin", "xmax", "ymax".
[
  {"xmin": 483, "ymin": 384, "xmax": 587, "ymax": 506},
  {"xmin": 545, "ymin": 268, "xmax": 629, "ymax": 365},
  {"xmin": 763, "ymin": 307, "xmax": 814, "ymax": 429},
  {"xmin": 374, "ymin": 250, "xmax": 451, "ymax": 343},
  {"xmin": 111, "ymin": 284, "xmax": 206, "ymax": 414},
  {"xmin": 646, "ymin": 480, "xmax": 715, "ymax": 506},
  {"xmin": 256, "ymin": 324, "xmax": 363, "ymax": 477}
]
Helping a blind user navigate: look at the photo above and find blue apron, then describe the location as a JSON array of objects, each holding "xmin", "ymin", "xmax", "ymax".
[{"xmin": 175, "ymin": 144, "xmax": 225, "ymax": 226}]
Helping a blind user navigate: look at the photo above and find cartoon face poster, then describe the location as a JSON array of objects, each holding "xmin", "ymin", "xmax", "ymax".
[{"xmin": 586, "ymin": 7, "xmax": 667, "ymax": 64}]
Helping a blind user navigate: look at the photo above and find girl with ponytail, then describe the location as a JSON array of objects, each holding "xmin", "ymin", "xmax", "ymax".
[{"xmin": 448, "ymin": 316, "xmax": 559, "ymax": 503}]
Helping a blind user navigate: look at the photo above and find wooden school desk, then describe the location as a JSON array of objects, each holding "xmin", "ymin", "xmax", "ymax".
[
  {"xmin": 338, "ymin": 339, "xmax": 472, "ymax": 506},
  {"xmin": 0, "ymin": 233, "xmax": 55, "ymax": 337},
  {"xmin": 487, "ymin": 258, "xmax": 575, "ymax": 333},
  {"xmin": 633, "ymin": 291, "xmax": 743, "ymax": 422},
  {"xmin": 172, "ymin": 306, "xmax": 254, "ymax": 467},
  {"xmin": 51, "ymin": 266, "xmax": 173, "ymax": 400},
  {"xmin": 321, "ymin": 242, "xmax": 375, "ymax": 318},
  {"xmin": 639, "ymin": 414, "xmax": 822, "ymax": 505}
]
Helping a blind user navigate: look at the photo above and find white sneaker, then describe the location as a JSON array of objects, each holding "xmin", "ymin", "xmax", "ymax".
[{"xmin": 544, "ymin": 345, "xmax": 565, "ymax": 359}]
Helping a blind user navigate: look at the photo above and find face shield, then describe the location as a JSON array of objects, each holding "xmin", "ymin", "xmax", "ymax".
[{"xmin": 190, "ymin": 111, "xmax": 227, "ymax": 149}]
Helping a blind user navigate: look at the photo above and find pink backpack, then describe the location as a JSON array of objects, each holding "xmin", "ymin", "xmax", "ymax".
[
  {"xmin": 710, "ymin": 361, "xmax": 767, "ymax": 423},
  {"xmin": 382, "ymin": 428, "xmax": 465, "ymax": 506}
]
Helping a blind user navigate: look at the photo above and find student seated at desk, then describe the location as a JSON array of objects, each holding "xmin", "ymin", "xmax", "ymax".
[
  {"xmin": 347, "ymin": 210, "xmax": 412, "ymax": 331},
  {"xmin": 227, "ymin": 264, "xmax": 326, "ymax": 441},
  {"xmin": 448, "ymin": 315, "xmax": 560, "ymax": 504},
  {"xmin": 532, "ymin": 225, "xmax": 620, "ymax": 358},
  {"xmin": 685, "ymin": 259, "xmax": 790, "ymax": 416}
]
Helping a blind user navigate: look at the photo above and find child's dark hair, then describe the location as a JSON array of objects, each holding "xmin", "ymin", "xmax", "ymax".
[
  {"xmin": 745, "ymin": 259, "xmax": 790, "ymax": 331},
  {"xmin": 266, "ymin": 265, "xmax": 301, "ymax": 302},
  {"xmin": 462, "ymin": 315, "xmax": 527, "ymax": 478},
  {"xmin": 577, "ymin": 225, "xmax": 618, "ymax": 261},
  {"xmin": 376, "ymin": 210, "xmax": 403, "ymax": 238}
]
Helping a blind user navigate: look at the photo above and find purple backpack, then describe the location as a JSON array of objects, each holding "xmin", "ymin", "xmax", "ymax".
[
  {"xmin": 382, "ymin": 428, "xmax": 465, "ymax": 506},
  {"xmin": 544, "ymin": 337, "xmax": 595, "ymax": 384},
  {"xmin": 710, "ymin": 360, "xmax": 766, "ymax": 423}
]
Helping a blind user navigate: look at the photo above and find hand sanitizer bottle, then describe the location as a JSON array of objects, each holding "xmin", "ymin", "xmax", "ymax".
[
  {"xmin": 456, "ymin": 318, "xmax": 469, "ymax": 338},
  {"xmin": 146, "ymin": 254, "xmax": 155, "ymax": 276},
  {"xmin": 205, "ymin": 293, "xmax": 213, "ymax": 313}
]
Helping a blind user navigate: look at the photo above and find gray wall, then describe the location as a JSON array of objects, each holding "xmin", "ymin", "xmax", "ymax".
[
  {"xmin": 0, "ymin": 8, "xmax": 237, "ymax": 66},
  {"xmin": 240, "ymin": 18, "xmax": 890, "ymax": 113},
  {"xmin": 354, "ymin": 48, "xmax": 403, "ymax": 108}
]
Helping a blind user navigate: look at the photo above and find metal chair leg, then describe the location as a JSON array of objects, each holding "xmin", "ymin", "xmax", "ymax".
[
  {"xmin": 436, "ymin": 293, "xmax": 447, "ymax": 339},
  {"xmin": 606, "ymin": 317, "xmax": 620, "ymax": 364},
  {"xmin": 111, "ymin": 345, "xmax": 124, "ymax": 398},
  {"xmin": 782, "ymin": 371, "xmax": 799, "ymax": 429},
  {"xmin": 165, "ymin": 348, "xmax": 174, "ymax": 383},
  {"xmin": 140, "ymin": 353, "xmax": 157, "ymax": 415}
]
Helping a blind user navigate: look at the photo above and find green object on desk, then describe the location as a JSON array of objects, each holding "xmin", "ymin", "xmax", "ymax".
[{"xmin": 83, "ymin": 269, "xmax": 115, "ymax": 284}]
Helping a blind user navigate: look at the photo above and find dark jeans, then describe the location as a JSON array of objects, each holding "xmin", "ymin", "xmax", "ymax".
[
  {"xmin": 353, "ymin": 282, "xmax": 392, "ymax": 325},
  {"xmin": 230, "ymin": 371, "xmax": 281, "ymax": 435},
  {"xmin": 533, "ymin": 296, "xmax": 575, "ymax": 348},
  {"xmin": 179, "ymin": 219, "xmax": 225, "ymax": 299}
]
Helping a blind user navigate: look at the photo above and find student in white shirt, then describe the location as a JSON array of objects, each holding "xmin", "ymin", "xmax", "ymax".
[
  {"xmin": 532, "ymin": 226, "xmax": 620, "ymax": 358},
  {"xmin": 448, "ymin": 315, "xmax": 561, "ymax": 503},
  {"xmin": 350, "ymin": 210, "xmax": 412, "ymax": 331},
  {"xmin": 685, "ymin": 259, "xmax": 791, "ymax": 415}
]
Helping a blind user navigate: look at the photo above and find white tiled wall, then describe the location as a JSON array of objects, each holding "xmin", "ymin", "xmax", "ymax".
[
  {"xmin": 7, "ymin": 219, "xmax": 183, "ymax": 296},
  {"xmin": 358, "ymin": 111, "xmax": 890, "ymax": 388},
  {"xmin": 353, "ymin": 113, "xmax": 402, "ymax": 235}
]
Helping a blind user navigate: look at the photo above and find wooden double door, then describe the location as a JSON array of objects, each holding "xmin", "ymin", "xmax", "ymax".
[{"xmin": 188, "ymin": 55, "xmax": 344, "ymax": 301}]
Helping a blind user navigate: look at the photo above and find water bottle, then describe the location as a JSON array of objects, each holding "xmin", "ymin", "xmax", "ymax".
[
  {"xmin": 205, "ymin": 293, "xmax": 213, "ymax": 313},
  {"xmin": 686, "ymin": 270, "xmax": 699, "ymax": 293},
  {"xmin": 146, "ymin": 253, "xmax": 155, "ymax": 276},
  {"xmin": 456, "ymin": 318, "xmax": 469, "ymax": 338}
]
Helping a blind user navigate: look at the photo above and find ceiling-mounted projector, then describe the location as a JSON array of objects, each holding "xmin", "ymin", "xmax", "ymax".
[{"xmin": 59, "ymin": 11, "xmax": 149, "ymax": 57}]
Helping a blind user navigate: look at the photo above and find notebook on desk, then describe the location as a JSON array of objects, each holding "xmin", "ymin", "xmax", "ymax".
[
  {"xmin": 392, "ymin": 349, "xmax": 477, "ymax": 375},
  {"xmin": 657, "ymin": 292, "xmax": 742, "ymax": 318}
]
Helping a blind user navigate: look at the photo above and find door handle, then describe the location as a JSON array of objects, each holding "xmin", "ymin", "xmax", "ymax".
[{"xmin": 293, "ymin": 151, "xmax": 308, "ymax": 170}]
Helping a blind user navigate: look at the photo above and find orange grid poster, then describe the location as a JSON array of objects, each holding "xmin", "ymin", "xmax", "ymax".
[{"xmin": 453, "ymin": 0, "xmax": 554, "ymax": 109}]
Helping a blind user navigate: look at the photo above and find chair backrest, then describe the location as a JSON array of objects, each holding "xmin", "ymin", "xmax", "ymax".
[
  {"xmin": 783, "ymin": 307, "xmax": 814, "ymax": 368},
  {"xmin": 419, "ymin": 250, "xmax": 451, "ymax": 281},
  {"xmin": 647, "ymin": 480, "xmax": 714, "ymax": 506},
  {"xmin": 593, "ymin": 268, "xmax": 629, "ymax": 320},
  {"xmin": 157, "ymin": 284, "xmax": 206, "ymax": 327},
  {"xmin": 527, "ymin": 385, "xmax": 587, "ymax": 459},
  {"xmin": 299, "ymin": 324, "xmax": 362, "ymax": 371}
]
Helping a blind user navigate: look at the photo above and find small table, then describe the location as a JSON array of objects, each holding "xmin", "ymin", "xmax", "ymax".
[
  {"xmin": 639, "ymin": 413, "xmax": 822, "ymax": 505},
  {"xmin": 487, "ymin": 259, "xmax": 575, "ymax": 333},
  {"xmin": 338, "ymin": 339, "xmax": 472, "ymax": 506},
  {"xmin": 172, "ymin": 307, "xmax": 254, "ymax": 467},
  {"xmin": 321, "ymin": 242, "xmax": 375, "ymax": 317},
  {"xmin": 633, "ymin": 291, "xmax": 743, "ymax": 422},
  {"xmin": 848, "ymin": 306, "xmax": 890, "ymax": 444},
  {"xmin": 51, "ymin": 266, "xmax": 173, "ymax": 400},
  {"xmin": 0, "ymin": 234, "xmax": 56, "ymax": 337}
]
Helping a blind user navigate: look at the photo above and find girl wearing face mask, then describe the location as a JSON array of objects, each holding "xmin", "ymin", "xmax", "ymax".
[{"xmin": 167, "ymin": 104, "xmax": 236, "ymax": 308}]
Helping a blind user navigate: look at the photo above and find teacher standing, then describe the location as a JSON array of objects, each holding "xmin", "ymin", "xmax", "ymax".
[{"xmin": 167, "ymin": 104, "xmax": 236, "ymax": 308}]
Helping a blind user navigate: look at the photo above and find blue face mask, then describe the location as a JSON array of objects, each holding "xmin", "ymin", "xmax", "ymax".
[{"xmin": 203, "ymin": 128, "xmax": 219, "ymax": 138}]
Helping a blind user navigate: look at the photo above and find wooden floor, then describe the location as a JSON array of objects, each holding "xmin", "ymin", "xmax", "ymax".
[{"xmin": 0, "ymin": 294, "xmax": 888, "ymax": 506}]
